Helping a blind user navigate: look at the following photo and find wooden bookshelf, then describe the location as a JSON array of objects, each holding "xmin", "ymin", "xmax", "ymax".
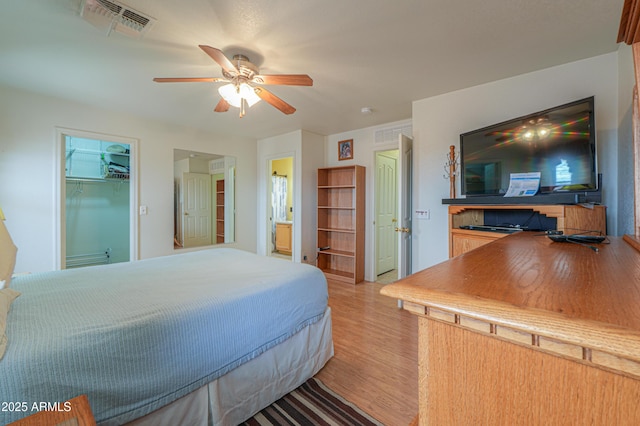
[
  {"xmin": 317, "ymin": 165, "xmax": 365, "ymax": 284},
  {"xmin": 215, "ymin": 179, "xmax": 224, "ymax": 244}
]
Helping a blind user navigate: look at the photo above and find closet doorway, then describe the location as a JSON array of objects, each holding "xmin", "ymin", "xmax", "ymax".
[
  {"xmin": 375, "ymin": 149, "xmax": 398, "ymax": 284},
  {"xmin": 269, "ymin": 156, "xmax": 293, "ymax": 260},
  {"xmin": 55, "ymin": 128, "xmax": 138, "ymax": 270},
  {"xmin": 374, "ymin": 133, "xmax": 413, "ymax": 286}
]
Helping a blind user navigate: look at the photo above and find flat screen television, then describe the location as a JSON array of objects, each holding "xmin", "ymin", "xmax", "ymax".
[{"xmin": 460, "ymin": 97, "xmax": 597, "ymax": 198}]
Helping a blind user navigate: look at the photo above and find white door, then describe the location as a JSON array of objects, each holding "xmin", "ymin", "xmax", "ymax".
[
  {"xmin": 376, "ymin": 151, "xmax": 398, "ymax": 275},
  {"xmin": 397, "ymin": 134, "xmax": 413, "ymax": 279},
  {"xmin": 182, "ymin": 172, "xmax": 212, "ymax": 248}
]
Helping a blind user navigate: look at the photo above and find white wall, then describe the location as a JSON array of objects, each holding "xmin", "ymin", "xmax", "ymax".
[
  {"xmin": 257, "ymin": 131, "xmax": 300, "ymax": 257},
  {"xmin": 256, "ymin": 130, "xmax": 325, "ymax": 263},
  {"xmin": 299, "ymin": 130, "xmax": 326, "ymax": 263},
  {"xmin": 0, "ymin": 85, "xmax": 257, "ymax": 273},
  {"xmin": 65, "ymin": 180, "xmax": 130, "ymax": 264},
  {"xmin": 412, "ymin": 53, "xmax": 619, "ymax": 271}
]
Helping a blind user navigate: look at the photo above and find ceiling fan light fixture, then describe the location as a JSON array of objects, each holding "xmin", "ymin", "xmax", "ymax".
[
  {"xmin": 155, "ymin": 45, "xmax": 310, "ymax": 116},
  {"xmin": 218, "ymin": 83, "xmax": 260, "ymax": 109},
  {"xmin": 239, "ymin": 83, "xmax": 261, "ymax": 107},
  {"xmin": 218, "ymin": 84, "xmax": 241, "ymax": 107}
]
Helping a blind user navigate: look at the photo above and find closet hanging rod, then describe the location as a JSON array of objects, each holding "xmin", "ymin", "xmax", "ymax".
[{"xmin": 66, "ymin": 148, "xmax": 130, "ymax": 156}]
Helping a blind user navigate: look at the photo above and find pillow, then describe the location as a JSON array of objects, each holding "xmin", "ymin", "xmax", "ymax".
[
  {"xmin": 0, "ymin": 288, "xmax": 20, "ymax": 360},
  {"xmin": 0, "ymin": 220, "xmax": 17, "ymax": 289}
]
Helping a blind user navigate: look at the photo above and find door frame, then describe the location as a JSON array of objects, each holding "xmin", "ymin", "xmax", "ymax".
[
  {"xmin": 397, "ymin": 134, "xmax": 413, "ymax": 279},
  {"xmin": 263, "ymin": 153, "xmax": 296, "ymax": 259},
  {"xmin": 371, "ymin": 135, "xmax": 412, "ymax": 283},
  {"xmin": 54, "ymin": 127, "xmax": 139, "ymax": 270}
]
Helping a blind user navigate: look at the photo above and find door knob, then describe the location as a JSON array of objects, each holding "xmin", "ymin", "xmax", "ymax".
[
  {"xmin": 392, "ymin": 218, "xmax": 398, "ymax": 223},
  {"xmin": 184, "ymin": 212, "xmax": 189, "ymax": 216}
]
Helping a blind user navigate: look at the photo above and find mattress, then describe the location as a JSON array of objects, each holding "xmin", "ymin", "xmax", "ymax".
[{"xmin": 1, "ymin": 248, "xmax": 329, "ymax": 425}]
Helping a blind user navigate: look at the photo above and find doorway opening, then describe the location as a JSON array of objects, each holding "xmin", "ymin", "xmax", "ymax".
[
  {"xmin": 375, "ymin": 149, "xmax": 399, "ymax": 284},
  {"xmin": 269, "ymin": 157, "xmax": 293, "ymax": 260},
  {"xmin": 373, "ymin": 133, "xmax": 413, "ymax": 286},
  {"xmin": 56, "ymin": 129, "xmax": 138, "ymax": 270}
]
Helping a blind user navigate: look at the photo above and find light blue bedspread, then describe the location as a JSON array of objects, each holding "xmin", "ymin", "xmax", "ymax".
[{"xmin": 0, "ymin": 248, "xmax": 328, "ymax": 425}]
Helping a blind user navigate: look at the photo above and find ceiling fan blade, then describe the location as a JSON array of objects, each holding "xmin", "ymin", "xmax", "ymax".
[
  {"xmin": 214, "ymin": 98, "xmax": 230, "ymax": 113},
  {"xmin": 254, "ymin": 87, "xmax": 296, "ymax": 115},
  {"xmin": 199, "ymin": 45, "xmax": 239, "ymax": 75},
  {"xmin": 153, "ymin": 77, "xmax": 228, "ymax": 83},
  {"xmin": 252, "ymin": 74, "xmax": 313, "ymax": 86}
]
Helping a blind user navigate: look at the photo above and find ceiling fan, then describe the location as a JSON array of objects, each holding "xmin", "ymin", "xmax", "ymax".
[{"xmin": 153, "ymin": 45, "xmax": 313, "ymax": 117}]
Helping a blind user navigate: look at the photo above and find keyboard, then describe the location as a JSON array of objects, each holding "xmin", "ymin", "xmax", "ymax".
[{"xmin": 459, "ymin": 225, "xmax": 523, "ymax": 234}]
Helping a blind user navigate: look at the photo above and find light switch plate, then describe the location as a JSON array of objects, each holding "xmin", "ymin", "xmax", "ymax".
[{"xmin": 415, "ymin": 209, "xmax": 430, "ymax": 220}]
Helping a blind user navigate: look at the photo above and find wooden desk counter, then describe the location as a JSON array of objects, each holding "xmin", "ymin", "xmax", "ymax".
[{"xmin": 382, "ymin": 232, "xmax": 640, "ymax": 425}]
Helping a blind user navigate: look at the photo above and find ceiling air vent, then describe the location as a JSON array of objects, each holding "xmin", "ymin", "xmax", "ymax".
[{"xmin": 80, "ymin": 0, "xmax": 155, "ymax": 38}]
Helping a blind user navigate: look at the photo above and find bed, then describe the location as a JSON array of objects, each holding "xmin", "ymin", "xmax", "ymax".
[{"xmin": 0, "ymin": 245, "xmax": 333, "ymax": 425}]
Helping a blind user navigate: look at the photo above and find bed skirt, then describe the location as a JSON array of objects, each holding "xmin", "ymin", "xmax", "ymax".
[{"xmin": 124, "ymin": 306, "xmax": 334, "ymax": 426}]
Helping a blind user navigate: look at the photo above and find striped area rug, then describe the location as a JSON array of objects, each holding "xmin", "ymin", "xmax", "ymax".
[{"xmin": 241, "ymin": 377, "xmax": 384, "ymax": 426}]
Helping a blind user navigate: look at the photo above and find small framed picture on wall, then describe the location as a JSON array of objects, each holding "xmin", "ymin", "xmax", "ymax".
[{"xmin": 338, "ymin": 139, "xmax": 353, "ymax": 161}]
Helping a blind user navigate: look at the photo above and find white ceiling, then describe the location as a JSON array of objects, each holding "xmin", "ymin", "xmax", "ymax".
[{"xmin": 0, "ymin": 0, "xmax": 625, "ymax": 140}]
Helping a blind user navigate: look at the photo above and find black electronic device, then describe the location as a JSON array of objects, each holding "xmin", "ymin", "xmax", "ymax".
[
  {"xmin": 459, "ymin": 225, "xmax": 522, "ymax": 234},
  {"xmin": 546, "ymin": 230, "xmax": 606, "ymax": 252},
  {"xmin": 459, "ymin": 97, "xmax": 597, "ymax": 199},
  {"xmin": 547, "ymin": 234, "xmax": 606, "ymax": 244}
]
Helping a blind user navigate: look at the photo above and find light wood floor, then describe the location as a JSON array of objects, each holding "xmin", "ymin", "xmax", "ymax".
[{"xmin": 314, "ymin": 279, "xmax": 418, "ymax": 426}]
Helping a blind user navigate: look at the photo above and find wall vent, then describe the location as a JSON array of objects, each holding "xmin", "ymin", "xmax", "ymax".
[
  {"xmin": 374, "ymin": 124, "xmax": 412, "ymax": 145},
  {"xmin": 80, "ymin": 0, "xmax": 155, "ymax": 38},
  {"xmin": 209, "ymin": 159, "xmax": 225, "ymax": 175}
]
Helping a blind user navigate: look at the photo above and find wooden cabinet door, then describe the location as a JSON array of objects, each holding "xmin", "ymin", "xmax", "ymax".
[
  {"xmin": 451, "ymin": 230, "xmax": 508, "ymax": 257},
  {"xmin": 275, "ymin": 223, "xmax": 292, "ymax": 253}
]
